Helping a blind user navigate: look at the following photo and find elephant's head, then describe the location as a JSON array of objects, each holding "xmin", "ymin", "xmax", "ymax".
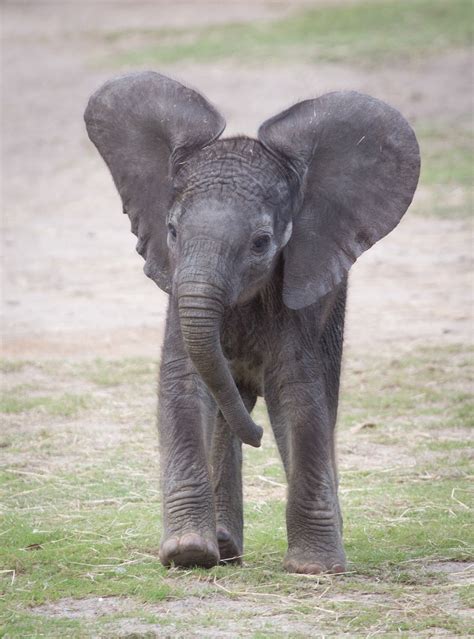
[{"xmin": 85, "ymin": 72, "xmax": 420, "ymax": 447}]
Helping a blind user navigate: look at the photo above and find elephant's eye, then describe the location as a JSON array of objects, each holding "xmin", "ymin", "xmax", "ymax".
[
  {"xmin": 251, "ymin": 233, "xmax": 271, "ymax": 254},
  {"xmin": 168, "ymin": 223, "xmax": 177, "ymax": 239}
]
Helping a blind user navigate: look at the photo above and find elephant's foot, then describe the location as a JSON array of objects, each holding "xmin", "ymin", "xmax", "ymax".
[
  {"xmin": 283, "ymin": 547, "xmax": 346, "ymax": 575},
  {"xmin": 217, "ymin": 526, "xmax": 242, "ymax": 565},
  {"xmin": 159, "ymin": 532, "xmax": 219, "ymax": 569}
]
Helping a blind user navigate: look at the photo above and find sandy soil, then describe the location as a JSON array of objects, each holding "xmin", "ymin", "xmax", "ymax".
[
  {"xmin": 2, "ymin": 1, "xmax": 472, "ymax": 363},
  {"xmin": 30, "ymin": 577, "xmax": 474, "ymax": 637}
]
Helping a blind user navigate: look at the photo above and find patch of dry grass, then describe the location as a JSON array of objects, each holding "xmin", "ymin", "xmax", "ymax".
[{"xmin": 1, "ymin": 344, "xmax": 472, "ymax": 637}]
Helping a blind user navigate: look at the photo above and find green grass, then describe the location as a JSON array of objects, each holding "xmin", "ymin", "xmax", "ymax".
[
  {"xmin": 412, "ymin": 121, "xmax": 473, "ymax": 218},
  {"xmin": 339, "ymin": 343, "xmax": 474, "ymax": 433},
  {"xmin": 421, "ymin": 140, "xmax": 473, "ymax": 187},
  {"xmin": 413, "ymin": 124, "xmax": 474, "ymax": 218},
  {"xmin": 0, "ymin": 390, "xmax": 92, "ymax": 417},
  {"xmin": 108, "ymin": 0, "xmax": 472, "ymax": 68},
  {"xmin": 0, "ymin": 360, "xmax": 33, "ymax": 374},
  {"xmin": 76, "ymin": 357, "xmax": 157, "ymax": 387},
  {"xmin": 418, "ymin": 122, "xmax": 473, "ymax": 186},
  {"xmin": 1, "ymin": 344, "xmax": 472, "ymax": 636}
]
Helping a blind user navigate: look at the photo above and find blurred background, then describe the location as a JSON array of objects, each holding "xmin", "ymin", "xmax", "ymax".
[
  {"xmin": 1, "ymin": 2, "xmax": 472, "ymax": 637},
  {"xmin": 2, "ymin": 0, "xmax": 472, "ymax": 360}
]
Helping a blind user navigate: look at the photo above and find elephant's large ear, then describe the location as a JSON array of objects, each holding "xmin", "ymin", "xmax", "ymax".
[
  {"xmin": 258, "ymin": 92, "xmax": 420, "ymax": 309},
  {"xmin": 84, "ymin": 71, "xmax": 225, "ymax": 292}
]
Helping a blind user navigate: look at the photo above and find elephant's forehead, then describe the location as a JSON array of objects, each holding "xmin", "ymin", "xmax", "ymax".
[
  {"xmin": 176, "ymin": 137, "xmax": 290, "ymax": 204},
  {"xmin": 193, "ymin": 136, "xmax": 275, "ymax": 169}
]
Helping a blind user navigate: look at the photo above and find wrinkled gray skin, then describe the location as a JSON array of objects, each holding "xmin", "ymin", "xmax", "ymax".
[{"xmin": 85, "ymin": 72, "xmax": 420, "ymax": 573}]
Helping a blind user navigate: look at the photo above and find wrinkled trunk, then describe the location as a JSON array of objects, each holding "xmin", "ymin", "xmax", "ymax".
[{"xmin": 178, "ymin": 277, "xmax": 262, "ymax": 447}]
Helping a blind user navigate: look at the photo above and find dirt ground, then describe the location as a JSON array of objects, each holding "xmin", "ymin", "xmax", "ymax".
[
  {"xmin": 1, "ymin": 2, "xmax": 473, "ymax": 637},
  {"xmin": 2, "ymin": 1, "xmax": 472, "ymax": 362}
]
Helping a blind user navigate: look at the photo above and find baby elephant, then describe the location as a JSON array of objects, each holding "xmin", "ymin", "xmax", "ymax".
[{"xmin": 85, "ymin": 72, "xmax": 419, "ymax": 573}]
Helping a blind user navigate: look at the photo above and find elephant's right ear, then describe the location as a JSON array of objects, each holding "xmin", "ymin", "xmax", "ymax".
[{"xmin": 84, "ymin": 71, "xmax": 226, "ymax": 292}]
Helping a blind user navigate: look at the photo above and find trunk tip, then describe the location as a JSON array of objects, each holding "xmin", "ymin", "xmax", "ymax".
[{"xmin": 242, "ymin": 423, "xmax": 264, "ymax": 448}]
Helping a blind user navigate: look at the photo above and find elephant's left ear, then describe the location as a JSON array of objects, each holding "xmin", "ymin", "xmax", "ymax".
[{"xmin": 258, "ymin": 92, "xmax": 420, "ymax": 309}]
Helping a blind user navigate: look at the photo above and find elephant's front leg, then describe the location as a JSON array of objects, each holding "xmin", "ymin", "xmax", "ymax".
[
  {"xmin": 158, "ymin": 303, "xmax": 219, "ymax": 568},
  {"xmin": 211, "ymin": 388, "xmax": 256, "ymax": 564},
  {"xmin": 266, "ymin": 371, "xmax": 346, "ymax": 574}
]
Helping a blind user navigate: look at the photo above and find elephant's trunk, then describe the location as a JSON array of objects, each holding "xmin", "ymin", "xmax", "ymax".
[{"xmin": 178, "ymin": 275, "xmax": 263, "ymax": 448}]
